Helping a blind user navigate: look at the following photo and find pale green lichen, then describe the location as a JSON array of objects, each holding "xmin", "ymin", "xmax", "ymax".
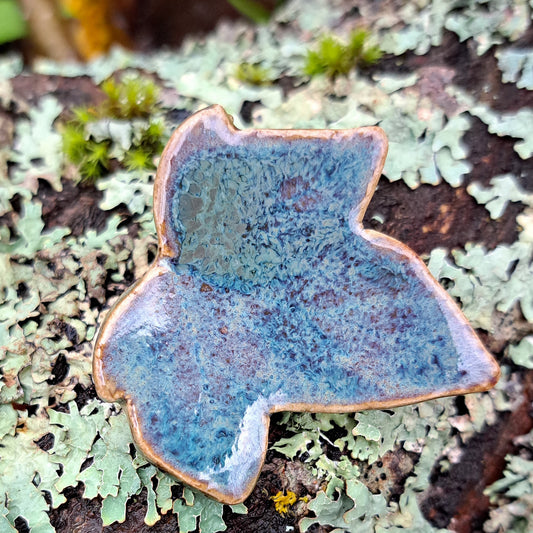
[
  {"xmin": 496, "ymin": 47, "xmax": 533, "ymax": 89},
  {"xmin": 472, "ymin": 106, "xmax": 533, "ymax": 159},
  {"xmin": 273, "ymin": 401, "xmax": 457, "ymax": 532},
  {"xmin": 484, "ymin": 430, "xmax": 533, "ymax": 532},
  {"xmin": 445, "ymin": 0, "xmax": 530, "ymax": 55},
  {"xmin": 10, "ymin": 96, "xmax": 64, "ymax": 192},
  {"xmin": 363, "ymin": 0, "xmax": 531, "ymax": 57},
  {"xmin": 508, "ymin": 336, "xmax": 533, "ymax": 368},
  {"xmin": 467, "ymin": 174, "xmax": 533, "ymax": 219},
  {"xmin": 274, "ymin": 0, "xmax": 346, "ymax": 32},
  {"xmin": 452, "ymin": 86, "xmax": 533, "ymax": 160},
  {"xmin": 375, "ymin": 1, "xmax": 453, "ymax": 56},
  {"xmin": 426, "ymin": 198, "xmax": 533, "ymax": 331},
  {"xmin": 427, "ymin": 241, "xmax": 533, "ymax": 331}
]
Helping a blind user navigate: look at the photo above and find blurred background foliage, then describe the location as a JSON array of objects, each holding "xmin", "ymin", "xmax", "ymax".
[{"xmin": 2, "ymin": 0, "xmax": 284, "ymax": 61}]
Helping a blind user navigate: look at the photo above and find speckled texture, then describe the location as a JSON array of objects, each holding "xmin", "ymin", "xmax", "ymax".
[{"xmin": 93, "ymin": 105, "xmax": 500, "ymax": 504}]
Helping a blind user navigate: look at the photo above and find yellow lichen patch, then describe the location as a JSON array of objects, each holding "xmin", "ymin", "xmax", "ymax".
[{"xmin": 270, "ymin": 490, "xmax": 297, "ymax": 515}]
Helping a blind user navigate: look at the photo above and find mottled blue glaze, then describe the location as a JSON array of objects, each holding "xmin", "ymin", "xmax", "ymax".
[{"xmin": 94, "ymin": 106, "xmax": 499, "ymax": 503}]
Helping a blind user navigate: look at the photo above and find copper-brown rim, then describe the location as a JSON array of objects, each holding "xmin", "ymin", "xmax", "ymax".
[{"xmin": 92, "ymin": 104, "xmax": 501, "ymax": 504}]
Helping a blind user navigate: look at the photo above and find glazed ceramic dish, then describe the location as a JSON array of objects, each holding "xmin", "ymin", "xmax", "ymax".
[{"xmin": 93, "ymin": 105, "xmax": 500, "ymax": 504}]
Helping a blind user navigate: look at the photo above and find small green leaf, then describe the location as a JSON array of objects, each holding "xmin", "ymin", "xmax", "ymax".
[
  {"xmin": 0, "ymin": 0, "xmax": 27, "ymax": 45},
  {"xmin": 227, "ymin": 0, "xmax": 271, "ymax": 24}
]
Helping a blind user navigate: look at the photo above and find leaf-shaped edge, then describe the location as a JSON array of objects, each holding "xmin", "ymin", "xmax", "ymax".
[{"xmin": 93, "ymin": 105, "xmax": 500, "ymax": 504}]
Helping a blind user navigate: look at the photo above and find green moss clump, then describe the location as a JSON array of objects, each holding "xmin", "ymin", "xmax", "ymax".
[
  {"xmin": 123, "ymin": 147, "xmax": 155, "ymax": 171},
  {"xmin": 304, "ymin": 29, "xmax": 382, "ymax": 79},
  {"xmin": 61, "ymin": 74, "xmax": 165, "ymax": 184},
  {"xmin": 138, "ymin": 120, "xmax": 166, "ymax": 153},
  {"xmin": 235, "ymin": 62, "xmax": 272, "ymax": 85},
  {"xmin": 62, "ymin": 124, "xmax": 110, "ymax": 183},
  {"xmin": 101, "ymin": 76, "xmax": 160, "ymax": 119}
]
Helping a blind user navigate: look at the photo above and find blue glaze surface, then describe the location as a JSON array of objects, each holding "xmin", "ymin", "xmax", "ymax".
[{"xmin": 94, "ymin": 106, "xmax": 499, "ymax": 503}]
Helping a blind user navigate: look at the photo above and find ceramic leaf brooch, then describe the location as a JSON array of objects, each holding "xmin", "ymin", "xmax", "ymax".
[{"xmin": 93, "ymin": 105, "xmax": 500, "ymax": 504}]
